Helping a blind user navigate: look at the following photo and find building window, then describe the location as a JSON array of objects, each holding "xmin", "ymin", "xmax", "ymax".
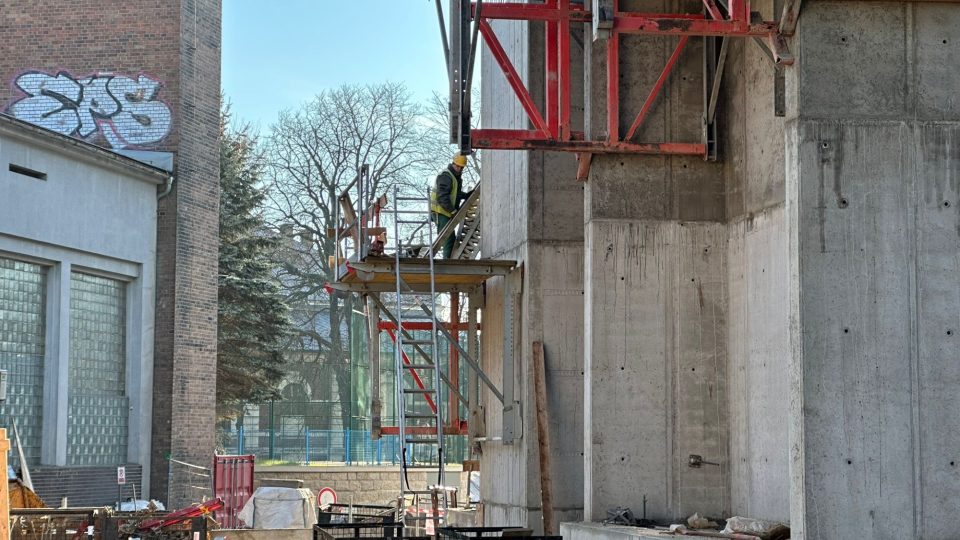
[
  {"xmin": 0, "ymin": 257, "xmax": 46, "ymax": 468},
  {"xmin": 68, "ymin": 272, "xmax": 128, "ymax": 466}
]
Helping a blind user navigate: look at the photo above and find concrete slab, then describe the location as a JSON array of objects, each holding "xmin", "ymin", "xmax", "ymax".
[{"xmin": 562, "ymin": 521, "xmax": 730, "ymax": 540}]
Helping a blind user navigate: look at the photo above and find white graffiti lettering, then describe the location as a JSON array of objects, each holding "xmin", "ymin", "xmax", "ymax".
[{"xmin": 7, "ymin": 71, "xmax": 173, "ymax": 149}]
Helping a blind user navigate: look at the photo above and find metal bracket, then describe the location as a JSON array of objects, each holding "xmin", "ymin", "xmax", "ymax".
[{"xmin": 592, "ymin": 0, "xmax": 614, "ymax": 41}]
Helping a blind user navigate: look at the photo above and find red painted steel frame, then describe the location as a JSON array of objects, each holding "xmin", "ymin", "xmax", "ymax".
[
  {"xmin": 379, "ymin": 321, "xmax": 481, "ymax": 332},
  {"xmin": 468, "ymin": 0, "xmax": 787, "ymax": 159},
  {"xmin": 385, "ymin": 328, "xmax": 438, "ymax": 414}
]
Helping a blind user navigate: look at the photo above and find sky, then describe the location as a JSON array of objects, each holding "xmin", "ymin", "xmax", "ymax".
[{"xmin": 222, "ymin": 1, "xmax": 450, "ymax": 131}]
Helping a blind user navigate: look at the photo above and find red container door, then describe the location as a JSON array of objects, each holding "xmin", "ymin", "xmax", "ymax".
[{"xmin": 213, "ymin": 454, "xmax": 255, "ymax": 528}]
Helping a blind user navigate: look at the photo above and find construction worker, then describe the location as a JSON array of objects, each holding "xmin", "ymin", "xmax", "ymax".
[{"xmin": 430, "ymin": 153, "xmax": 473, "ymax": 258}]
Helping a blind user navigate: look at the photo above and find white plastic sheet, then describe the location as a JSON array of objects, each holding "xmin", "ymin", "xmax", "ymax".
[{"xmin": 237, "ymin": 487, "xmax": 317, "ymax": 529}]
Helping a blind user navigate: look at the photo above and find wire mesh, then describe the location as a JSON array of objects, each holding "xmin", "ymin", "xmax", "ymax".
[{"xmin": 314, "ymin": 522, "xmax": 404, "ymax": 540}]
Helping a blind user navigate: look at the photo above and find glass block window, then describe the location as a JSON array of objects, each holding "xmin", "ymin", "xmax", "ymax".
[
  {"xmin": 0, "ymin": 257, "xmax": 46, "ymax": 468},
  {"xmin": 68, "ymin": 272, "xmax": 128, "ymax": 466}
]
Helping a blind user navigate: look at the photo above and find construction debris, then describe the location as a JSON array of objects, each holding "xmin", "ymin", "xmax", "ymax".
[
  {"xmin": 603, "ymin": 506, "xmax": 654, "ymax": 528},
  {"xmin": 687, "ymin": 513, "xmax": 720, "ymax": 530},
  {"xmin": 721, "ymin": 517, "xmax": 790, "ymax": 540}
]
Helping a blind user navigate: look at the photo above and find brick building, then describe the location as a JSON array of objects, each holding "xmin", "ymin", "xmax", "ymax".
[{"xmin": 0, "ymin": 1, "xmax": 221, "ymax": 506}]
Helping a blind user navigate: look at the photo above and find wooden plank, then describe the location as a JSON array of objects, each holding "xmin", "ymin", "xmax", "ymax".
[
  {"xmin": 0, "ymin": 429, "xmax": 10, "ymax": 540},
  {"xmin": 778, "ymin": 0, "xmax": 802, "ymax": 36},
  {"xmin": 532, "ymin": 342, "xmax": 555, "ymax": 535},
  {"xmin": 327, "ymin": 227, "xmax": 386, "ymax": 239}
]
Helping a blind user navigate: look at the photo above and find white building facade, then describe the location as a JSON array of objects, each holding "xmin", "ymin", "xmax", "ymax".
[{"xmin": 0, "ymin": 114, "xmax": 167, "ymax": 503}]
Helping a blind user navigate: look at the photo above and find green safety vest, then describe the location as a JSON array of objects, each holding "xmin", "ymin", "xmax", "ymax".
[{"xmin": 430, "ymin": 170, "xmax": 458, "ymax": 218}]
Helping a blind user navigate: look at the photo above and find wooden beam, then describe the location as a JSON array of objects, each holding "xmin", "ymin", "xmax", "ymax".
[
  {"xmin": 779, "ymin": 0, "xmax": 802, "ymax": 36},
  {"xmin": 533, "ymin": 342, "xmax": 555, "ymax": 535}
]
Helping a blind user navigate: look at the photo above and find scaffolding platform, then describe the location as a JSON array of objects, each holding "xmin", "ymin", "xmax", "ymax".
[{"xmin": 330, "ymin": 256, "xmax": 516, "ymax": 294}]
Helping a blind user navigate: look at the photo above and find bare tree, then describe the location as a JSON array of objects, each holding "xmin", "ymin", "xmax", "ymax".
[{"xmin": 266, "ymin": 82, "xmax": 431, "ymax": 432}]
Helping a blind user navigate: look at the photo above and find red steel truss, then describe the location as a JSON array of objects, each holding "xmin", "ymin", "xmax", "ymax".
[{"xmin": 468, "ymin": 0, "xmax": 795, "ymax": 167}]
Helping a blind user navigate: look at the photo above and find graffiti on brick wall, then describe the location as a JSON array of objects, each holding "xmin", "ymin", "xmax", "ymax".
[{"xmin": 7, "ymin": 71, "xmax": 172, "ymax": 149}]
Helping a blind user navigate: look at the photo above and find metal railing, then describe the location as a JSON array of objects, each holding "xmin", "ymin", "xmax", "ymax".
[{"xmin": 219, "ymin": 427, "xmax": 468, "ymax": 467}]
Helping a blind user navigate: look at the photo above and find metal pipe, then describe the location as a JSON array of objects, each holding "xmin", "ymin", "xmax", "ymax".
[
  {"xmin": 436, "ymin": 0, "xmax": 452, "ymax": 80},
  {"xmin": 462, "ymin": 0, "xmax": 483, "ymax": 121},
  {"xmin": 157, "ymin": 175, "xmax": 174, "ymax": 199}
]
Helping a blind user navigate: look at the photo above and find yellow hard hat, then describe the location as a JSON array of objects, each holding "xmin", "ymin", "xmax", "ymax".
[{"xmin": 452, "ymin": 154, "xmax": 468, "ymax": 167}]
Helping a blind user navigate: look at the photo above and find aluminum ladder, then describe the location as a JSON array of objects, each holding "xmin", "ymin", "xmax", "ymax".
[{"xmin": 391, "ymin": 186, "xmax": 449, "ymax": 530}]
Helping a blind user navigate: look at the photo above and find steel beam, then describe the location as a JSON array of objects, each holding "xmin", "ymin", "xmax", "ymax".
[
  {"xmin": 473, "ymin": 130, "xmax": 705, "ymax": 155},
  {"xmin": 501, "ymin": 269, "xmax": 520, "ymax": 444},
  {"xmin": 381, "ymin": 425, "xmax": 468, "ymax": 436},
  {"xmin": 624, "ymin": 36, "xmax": 689, "ymax": 142},
  {"xmin": 479, "ymin": 20, "xmax": 550, "ymax": 133},
  {"xmin": 558, "ymin": 0, "xmax": 571, "ymax": 139},
  {"xmin": 607, "ymin": 22, "xmax": 619, "ymax": 142},
  {"xmin": 615, "ymin": 15, "xmax": 777, "ymax": 36},
  {"xmin": 380, "ymin": 321, "xmax": 482, "ymax": 332},
  {"xmin": 476, "ymin": 3, "xmax": 590, "ymax": 22}
]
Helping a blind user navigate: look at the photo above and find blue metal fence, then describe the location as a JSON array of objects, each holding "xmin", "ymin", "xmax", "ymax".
[{"xmin": 220, "ymin": 427, "xmax": 467, "ymax": 466}]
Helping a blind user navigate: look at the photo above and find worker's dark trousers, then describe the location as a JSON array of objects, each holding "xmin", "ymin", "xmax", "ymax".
[{"xmin": 432, "ymin": 213, "xmax": 455, "ymax": 258}]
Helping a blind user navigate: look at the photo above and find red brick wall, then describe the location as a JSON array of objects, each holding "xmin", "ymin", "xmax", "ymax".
[
  {"xmin": 0, "ymin": 1, "xmax": 182, "ymax": 151},
  {"xmin": 0, "ymin": 0, "xmax": 221, "ymax": 508}
]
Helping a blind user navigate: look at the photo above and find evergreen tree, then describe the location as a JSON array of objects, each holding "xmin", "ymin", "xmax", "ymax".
[{"xmin": 217, "ymin": 105, "xmax": 291, "ymax": 417}]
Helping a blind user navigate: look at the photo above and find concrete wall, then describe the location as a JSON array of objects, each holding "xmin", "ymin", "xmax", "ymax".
[
  {"xmin": 478, "ymin": 13, "xmax": 586, "ymax": 531},
  {"xmin": 722, "ymin": 0, "xmax": 790, "ymax": 523},
  {"xmin": 582, "ymin": 0, "xmax": 728, "ymax": 522},
  {"xmin": 787, "ymin": 3, "xmax": 960, "ymax": 539},
  {"xmin": 253, "ymin": 466, "xmax": 467, "ymax": 507},
  {"xmin": 479, "ymin": 2, "xmax": 960, "ymax": 537}
]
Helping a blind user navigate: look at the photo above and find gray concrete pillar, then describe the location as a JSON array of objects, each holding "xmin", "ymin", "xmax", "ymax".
[
  {"xmin": 786, "ymin": 3, "xmax": 960, "ymax": 538},
  {"xmin": 41, "ymin": 261, "xmax": 69, "ymax": 466},
  {"xmin": 582, "ymin": 4, "xmax": 728, "ymax": 520}
]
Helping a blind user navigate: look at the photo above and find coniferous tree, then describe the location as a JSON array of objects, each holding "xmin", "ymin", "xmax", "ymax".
[{"xmin": 217, "ymin": 105, "xmax": 291, "ymax": 418}]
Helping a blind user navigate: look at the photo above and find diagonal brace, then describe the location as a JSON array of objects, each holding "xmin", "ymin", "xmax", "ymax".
[
  {"xmin": 398, "ymin": 277, "xmax": 505, "ymax": 404},
  {"xmin": 371, "ymin": 295, "xmax": 468, "ymax": 407},
  {"xmin": 479, "ymin": 19, "xmax": 550, "ymax": 134},
  {"xmin": 625, "ymin": 35, "xmax": 689, "ymax": 142}
]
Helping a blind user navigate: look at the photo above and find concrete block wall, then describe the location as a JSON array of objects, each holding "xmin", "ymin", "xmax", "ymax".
[
  {"xmin": 253, "ymin": 466, "xmax": 467, "ymax": 507},
  {"xmin": 0, "ymin": 0, "xmax": 221, "ymax": 508}
]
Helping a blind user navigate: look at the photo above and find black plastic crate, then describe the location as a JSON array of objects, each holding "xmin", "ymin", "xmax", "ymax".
[
  {"xmin": 438, "ymin": 527, "xmax": 561, "ymax": 540},
  {"xmin": 314, "ymin": 522, "xmax": 405, "ymax": 540},
  {"xmin": 318, "ymin": 503, "xmax": 397, "ymax": 525}
]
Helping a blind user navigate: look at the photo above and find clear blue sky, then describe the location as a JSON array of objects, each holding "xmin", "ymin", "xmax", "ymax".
[{"xmin": 222, "ymin": 1, "xmax": 449, "ymax": 129}]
